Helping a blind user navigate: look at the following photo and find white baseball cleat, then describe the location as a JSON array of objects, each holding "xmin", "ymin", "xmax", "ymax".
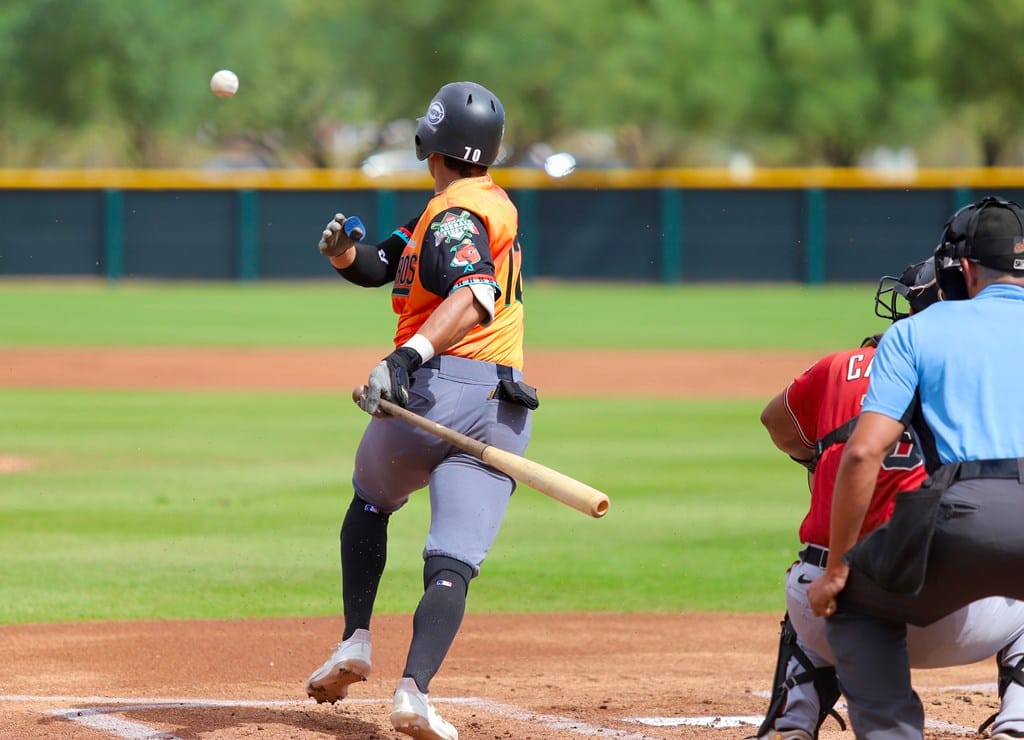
[
  {"xmin": 390, "ymin": 677, "xmax": 459, "ymax": 740},
  {"xmin": 305, "ymin": 629, "xmax": 372, "ymax": 704}
]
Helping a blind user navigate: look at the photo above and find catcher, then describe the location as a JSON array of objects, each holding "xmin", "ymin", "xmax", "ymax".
[{"xmin": 755, "ymin": 257, "xmax": 1024, "ymax": 740}]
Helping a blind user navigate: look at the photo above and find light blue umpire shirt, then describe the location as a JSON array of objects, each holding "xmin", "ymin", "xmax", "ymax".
[{"xmin": 863, "ymin": 283, "xmax": 1024, "ymax": 464}]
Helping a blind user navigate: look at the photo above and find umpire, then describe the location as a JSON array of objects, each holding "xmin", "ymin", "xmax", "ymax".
[{"xmin": 807, "ymin": 196, "xmax": 1024, "ymax": 739}]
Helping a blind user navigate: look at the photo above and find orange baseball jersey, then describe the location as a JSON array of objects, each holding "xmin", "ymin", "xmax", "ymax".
[
  {"xmin": 784, "ymin": 346, "xmax": 926, "ymax": 548},
  {"xmin": 392, "ymin": 175, "xmax": 524, "ymax": 369}
]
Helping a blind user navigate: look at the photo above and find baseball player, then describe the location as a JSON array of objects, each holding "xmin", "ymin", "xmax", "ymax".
[
  {"xmin": 757, "ymin": 257, "xmax": 1024, "ymax": 740},
  {"xmin": 304, "ymin": 81, "xmax": 535, "ymax": 740},
  {"xmin": 808, "ymin": 196, "xmax": 1024, "ymax": 738}
]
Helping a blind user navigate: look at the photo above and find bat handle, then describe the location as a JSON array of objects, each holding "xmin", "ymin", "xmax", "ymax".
[
  {"xmin": 351, "ymin": 384, "xmax": 393, "ymax": 418},
  {"xmin": 344, "ymin": 215, "xmax": 366, "ymax": 242}
]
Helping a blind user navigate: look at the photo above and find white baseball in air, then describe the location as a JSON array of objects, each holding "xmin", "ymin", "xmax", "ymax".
[
  {"xmin": 543, "ymin": 152, "xmax": 576, "ymax": 178},
  {"xmin": 210, "ymin": 69, "xmax": 239, "ymax": 98}
]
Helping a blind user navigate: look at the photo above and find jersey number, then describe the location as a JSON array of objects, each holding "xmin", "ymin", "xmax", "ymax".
[
  {"xmin": 504, "ymin": 235, "xmax": 524, "ymax": 305},
  {"xmin": 880, "ymin": 434, "xmax": 922, "ymax": 471}
]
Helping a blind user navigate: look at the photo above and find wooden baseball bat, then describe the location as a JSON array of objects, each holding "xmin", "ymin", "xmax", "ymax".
[{"xmin": 351, "ymin": 386, "xmax": 609, "ymax": 519}]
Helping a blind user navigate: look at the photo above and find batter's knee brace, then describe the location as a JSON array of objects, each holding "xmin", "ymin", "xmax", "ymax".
[
  {"xmin": 755, "ymin": 612, "xmax": 845, "ymax": 739},
  {"xmin": 423, "ymin": 555, "xmax": 473, "ymax": 596}
]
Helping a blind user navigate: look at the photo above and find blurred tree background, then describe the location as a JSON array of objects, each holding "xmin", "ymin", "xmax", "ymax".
[{"xmin": 0, "ymin": 0, "xmax": 1020, "ymax": 169}]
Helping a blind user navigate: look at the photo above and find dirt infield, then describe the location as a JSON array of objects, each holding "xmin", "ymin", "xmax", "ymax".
[
  {"xmin": 0, "ymin": 347, "xmax": 823, "ymax": 397},
  {"xmin": 0, "ymin": 614, "xmax": 1000, "ymax": 740},
  {"xmin": 0, "ymin": 348, "xmax": 1001, "ymax": 738}
]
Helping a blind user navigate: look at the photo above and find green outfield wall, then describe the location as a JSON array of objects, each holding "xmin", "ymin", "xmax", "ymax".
[{"xmin": 2, "ymin": 168, "xmax": 1022, "ymax": 282}]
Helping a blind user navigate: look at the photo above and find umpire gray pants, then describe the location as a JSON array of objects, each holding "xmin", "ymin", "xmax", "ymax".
[{"xmin": 827, "ymin": 478, "xmax": 1024, "ymax": 739}]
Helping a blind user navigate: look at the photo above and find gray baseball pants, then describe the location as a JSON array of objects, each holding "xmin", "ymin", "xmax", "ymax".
[{"xmin": 352, "ymin": 354, "xmax": 532, "ymax": 574}]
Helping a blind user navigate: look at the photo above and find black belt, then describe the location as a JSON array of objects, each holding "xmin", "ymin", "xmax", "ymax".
[
  {"xmin": 951, "ymin": 458, "xmax": 1024, "ymax": 481},
  {"xmin": 799, "ymin": 545, "xmax": 828, "ymax": 568}
]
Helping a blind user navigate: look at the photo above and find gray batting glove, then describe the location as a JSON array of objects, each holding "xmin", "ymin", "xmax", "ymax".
[
  {"xmin": 318, "ymin": 213, "xmax": 356, "ymax": 257},
  {"xmin": 359, "ymin": 349, "xmax": 420, "ymax": 416},
  {"xmin": 359, "ymin": 361, "xmax": 389, "ymax": 416}
]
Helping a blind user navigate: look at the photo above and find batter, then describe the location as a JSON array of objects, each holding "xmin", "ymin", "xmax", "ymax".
[{"xmin": 304, "ymin": 81, "xmax": 534, "ymax": 740}]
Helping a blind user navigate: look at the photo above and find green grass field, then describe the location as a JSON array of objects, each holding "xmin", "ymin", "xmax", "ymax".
[
  {"xmin": 0, "ymin": 280, "xmax": 888, "ymax": 624},
  {"xmin": 0, "ymin": 279, "xmax": 878, "ymax": 350}
]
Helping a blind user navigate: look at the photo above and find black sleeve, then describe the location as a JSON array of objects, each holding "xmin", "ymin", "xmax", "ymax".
[
  {"xmin": 336, "ymin": 216, "xmax": 419, "ymax": 287},
  {"xmin": 418, "ymin": 208, "xmax": 501, "ymax": 298}
]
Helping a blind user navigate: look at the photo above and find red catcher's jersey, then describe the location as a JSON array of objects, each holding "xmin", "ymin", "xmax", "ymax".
[{"xmin": 784, "ymin": 346, "xmax": 926, "ymax": 547}]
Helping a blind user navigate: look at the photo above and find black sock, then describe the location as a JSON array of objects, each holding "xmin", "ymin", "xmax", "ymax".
[
  {"xmin": 403, "ymin": 556, "xmax": 475, "ymax": 693},
  {"xmin": 340, "ymin": 494, "xmax": 390, "ymax": 640}
]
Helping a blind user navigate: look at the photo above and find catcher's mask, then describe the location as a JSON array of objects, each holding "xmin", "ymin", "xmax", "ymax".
[
  {"xmin": 414, "ymin": 81, "xmax": 505, "ymax": 166},
  {"xmin": 874, "ymin": 257, "xmax": 941, "ymax": 322},
  {"xmin": 933, "ymin": 195, "xmax": 1024, "ymax": 300}
]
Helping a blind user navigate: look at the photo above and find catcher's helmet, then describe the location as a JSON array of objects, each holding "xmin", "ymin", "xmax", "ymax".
[
  {"xmin": 874, "ymin": 257, "xmax": 941, "ymax": 322},
  {"xmin": 414, "ymin": 81, "xmax": 505, "ymax": 166},
  {"xmin": 933, "ymin": 196, "xmax": 1024, "ymax": 300}
]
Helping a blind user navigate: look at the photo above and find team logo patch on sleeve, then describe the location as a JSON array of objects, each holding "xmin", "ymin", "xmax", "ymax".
[
  {"xmin": 431, "ymin": 210, "xmax": 480, "ymax": 247},
  {"xmin": 450, "ymin": 239, "xmax": 481, "ymax": 272}
]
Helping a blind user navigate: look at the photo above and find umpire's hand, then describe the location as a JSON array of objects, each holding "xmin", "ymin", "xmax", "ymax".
[{"xmin": 807, "ymin": 567, "xmax": 847, "ymax": 617}]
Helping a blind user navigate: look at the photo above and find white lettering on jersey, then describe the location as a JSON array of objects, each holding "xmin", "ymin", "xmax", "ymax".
[{"xmin": 846, "ymin": 353, "xmax": 874, "ymax": 381}]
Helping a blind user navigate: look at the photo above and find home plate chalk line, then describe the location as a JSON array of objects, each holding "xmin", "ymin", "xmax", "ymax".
[
  {"xmin": 1, "ymin": 685, "xmax": 988, "ymax": 738},
  {"xmin": 621, "ymin": 685, "xmax": 990, "ymax": 735},
  {"xmin": 3, "ymin": 694, "xmax": 659, "ymax": 740}
]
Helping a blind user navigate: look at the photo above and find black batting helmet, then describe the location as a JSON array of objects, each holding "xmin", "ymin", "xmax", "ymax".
[
  {"xmin": 874, "ymin": 257, "xmax": 941, "ymax": 322},
  {"xmin": 414, "ymin": 81, "xmax": 505, "ymax": 166},
  {"xmin": 933, "ymin": 196, "xmax": 1024, "ymax": 300}
]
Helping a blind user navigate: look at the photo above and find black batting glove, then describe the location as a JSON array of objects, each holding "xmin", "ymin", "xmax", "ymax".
[{"xmin": 360, "ymin": 347, "xmax": 424, "ymax": 415}]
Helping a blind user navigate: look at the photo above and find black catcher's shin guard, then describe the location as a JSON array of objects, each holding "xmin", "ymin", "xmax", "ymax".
[
  {"xmin": 753, "ymin": 612, "xmax": 845, "ymax": 739},
  {"xmin": 978, "ymin": 649, "xmax": 1024, "ymax": 735}
]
